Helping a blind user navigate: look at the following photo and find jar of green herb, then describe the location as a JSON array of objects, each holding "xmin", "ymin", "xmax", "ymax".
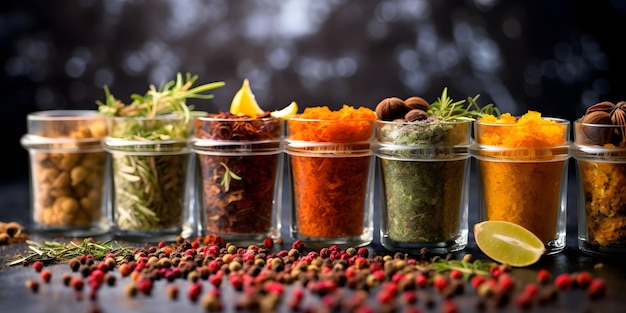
[{"xmin": 373, "ymin": 88, "xmax": 499, "ymax": 254}]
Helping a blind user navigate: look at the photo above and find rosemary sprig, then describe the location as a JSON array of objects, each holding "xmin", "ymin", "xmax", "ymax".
[
  {"xmin": 8, "ymin": 239, "xmax": 134, "ymax": 266},
  {"xmin": 428, "ymin": 87, "xmax": 500, "ymax": 121},
  {"xmin": 220, "ymin": 162, "xmax": 242, "ymax": 192},
  {"xmin": 427, "ymin": 258, "xmax": 495, "ymax": 280},
  {"xmin": 97, "ymin": 72, "xmax": 225, "ymax": 123}
]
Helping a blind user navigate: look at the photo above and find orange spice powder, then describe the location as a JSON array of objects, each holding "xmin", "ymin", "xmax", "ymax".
[
  {"xmin": 288, "ymin": 105, "xmax": 376, "ymax": 238},
  {"xmin": 476, "ymin": 111, "xmax": 568, "ymax": 242}
]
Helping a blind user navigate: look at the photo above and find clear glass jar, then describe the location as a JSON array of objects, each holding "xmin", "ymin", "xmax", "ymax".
[
  {"xmin": 374, "ymin": 120, "xmax": 471, "ymax": 254},
  {"xmin": 285, "ymin": 117, "xmax": 375, "ymax": 248},
  {"xmin": 103, "ymin": 115, "xmax": 195, "ymax": 241},
  {"xmin": 571, "ymin": 120, "xmax": 626, "ymax": 256},
  {"xmin": 21, "ymin": 110, "xmax": 109, "ymax": 237},
  {"xmin": 191, "ymin": 115, "xmax": 283, "ymax": 246},
  {"xmin": 470, "ymin": 116, "xmax": 570, "ymax": 255}
]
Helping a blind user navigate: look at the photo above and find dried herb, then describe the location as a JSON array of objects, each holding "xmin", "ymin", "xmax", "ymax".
[
  {"xmin": 98, "ymin": 73, "xmax": 224, "ymax": 232},
  {"xmin": 376, "ymin": 88, "xmax": 495, "ymax": 251},
  {"xmin": 8, "ymin": 238, "xmax": 133, "ymax": 266},
  {"xmin": 194, "ymin": 112, "xmax": 282, "ymax": 237}
]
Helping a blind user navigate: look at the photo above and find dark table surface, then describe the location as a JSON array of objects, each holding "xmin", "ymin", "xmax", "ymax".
[{"xmin": 1, "ymin": 161, "xmax": 625, "ymax": 313}]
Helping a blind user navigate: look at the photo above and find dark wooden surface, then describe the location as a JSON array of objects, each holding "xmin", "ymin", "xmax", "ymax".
[{"xmin": 1, "ymin": 162, "xmax": 625, "ymax": 313}]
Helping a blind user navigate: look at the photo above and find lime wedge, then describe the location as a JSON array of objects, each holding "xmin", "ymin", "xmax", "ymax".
[{"xmin": 474, "ymin": 221, "xmax": 546, "ymax": 267}]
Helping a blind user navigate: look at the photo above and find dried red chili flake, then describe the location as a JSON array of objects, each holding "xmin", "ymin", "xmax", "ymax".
[{"xmin": 203, "ymin": 234, "xmax": 226, "ymax": 248}]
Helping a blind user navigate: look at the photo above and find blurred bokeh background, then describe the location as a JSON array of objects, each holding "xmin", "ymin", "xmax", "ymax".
[{"xmin": 2, "ymin": 0, "xmax": 626, "ymax": 184}]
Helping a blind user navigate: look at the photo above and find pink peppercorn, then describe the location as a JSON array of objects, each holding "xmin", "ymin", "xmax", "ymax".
[
  {"xmin": 40, "ymin": 269, "xmax": 52, "ymax": 283},
  {"xmin": 187, "ymin": 282, "xmax": 202, "ymax": 301},
  {"xmin": 587, "ymin": 278, "xmax": 606, "ymax": 299},
  {"xmin": 292, "ymin": 240, "xmax": 304, "ymax": 250},
  {"xmin": 263, "ymin": 237, "xmax": 273, "ymax": 248},
  {"xmin": 471, "ymin": 275, "xmax": 485, "ymax": 289},
  {"xmin": 537, "ymin": 269, "xmax": 551, "ymax": 284},
  {"xmin": 416, "ymin": 273, "xmax": 429, "ymax": 288},
  {"xmin": 357, "ymin": 247, "xmax": 369, "ymax": 258},
  {"xmin": 32, "ymin": 261, "xmax": 44, "ymax": 272},
  {"xmin": 449, "ymin": 270, "xmax": 463, "ymax": 280},
  {"xmin": 555, "ymin": 273, "xmax": 572, "ymax": 290}
]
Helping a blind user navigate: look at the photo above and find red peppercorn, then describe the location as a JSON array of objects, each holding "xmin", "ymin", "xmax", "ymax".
[
  {"xmin": 357, "ymin": 247, "xmax": 369, "ymax": 258},
  {"xmin": 158, "ymin": 241, "xmax": 167, "ymax": 249},
  {"xmin": 471, "ymin": 275, "xmax": 485, "ymax": 289},
  {"xmin": 442, "ymin": 299, "xmax": 457, "ymax": 313},
  {"xmin": 554, "ymin": 273, "xmax": 572, "ymax": 290},
  {"xmin": 537, "ymin": 269, "xmax": 551, "ymax": 284},
  {"xmin": 263, "ymin": 237, "xmax": 273, "ymax": 248},
  {"xmin": 575, "ymin": 271, "xmax": 593, "ymax": 289},
  {"xmin": 402, "ymin": 290, "xmax": 417, "ymax": 304},
  {"xmin": 587, "ymin": 278, "xmax": 606, "ymax": 299},
  {"xmin": 118, "ymin": 263, "xmax": 131, "ymax": 277},
  {"xmin": 187, "ymin": 282, "xmax": 202, "ymax": 302},
  {"xmin": 32, "ymin": 261, "xmax": 44, "ymax": 272},
  {"xmin": 375, "ymin": 288, "xmax": 395, "ymax": 304},
  {"xmin": 449, "ymin": 270, "xmax": 463, "ymax": 280},
  {"xmin": 498, "ymin": 273, "xmax": 515, "ymax": 292},
  {"xmin": 40, "ymin": 269, "xmax": 52, "ymax": 283},
  {"xmin": 166, "ymin": 284, "xmax": 178, "ymax": 300},
  {"xmin": 416, "ymin": 273, "xmax": 429, "ymax": 288},
  {"xmin": 524, "ymin": 283, "xmax": 539, "ymax": 298},
  {"xmin": 433, "ymin": 275, "xmax": 449, "ymax": 292},
  {"xmin": 137, "ymin": 278, "xmax": 153, "ymax": 296},
  {"xmin": 71, "ymin": 277, "xmax": 84, "ymax": 291},
  {"xmin": 514, "ymin": 291, "xmax": 533, "ymax": 309},
  {"xmin": 209, "ymin": 273, "xmax": 222, "ymax": 287},
  {"xmin": 292, "ymin": 240, "xmax": 304, "ymax": 250}
]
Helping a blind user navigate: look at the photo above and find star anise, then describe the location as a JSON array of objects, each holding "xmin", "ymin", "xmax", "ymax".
[{"xmin": 580, "ymin": 101, "xmax": 626, "ymax": 145}]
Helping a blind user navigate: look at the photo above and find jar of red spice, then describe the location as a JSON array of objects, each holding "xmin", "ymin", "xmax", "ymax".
[
  {"xmin": 470, "ymin": 111, "xmax": 570, "ymax": 255},
  {"xmin": 571, "ymin": 116, "xmax": 626, "ymax": 256},
  {"xmin": 191, "ymin": 113, "xmax": 284, "ymax": 245},
  {"xmin": 285, "ymin": 105, "xmax": 376, "ymax": 248},
  {"xmin": 21, "ymin": 110, "xmax": 109, "ymax": 237}
]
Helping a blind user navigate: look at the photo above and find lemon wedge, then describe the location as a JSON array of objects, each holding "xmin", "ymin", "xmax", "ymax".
[
  {"xmin": 271, "ymin": 101, "xmax": 299, "ymax": 120},
  {"xmin": 230, "ymin": 78, "xmax": 264, "ymax": 117},
  {"xmin": 474, "ymin": 220, "xmax": 546, "ymax": 267}
]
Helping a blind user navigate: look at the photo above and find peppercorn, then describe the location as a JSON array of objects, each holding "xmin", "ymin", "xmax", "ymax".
[
  {"xmin": 32, "ymin": 261, "xmax": 44, "ymax": 272},
  {"xmin": 25, "ymin": 279, "xmax": 39, "ymax": 293},
  {"xmin": 587, "ymin": 278, "xmax": 606, "ymax": 299},
  {"xmin": 40, "ymin": 269, "xmax": 52, "ymax": 283}
]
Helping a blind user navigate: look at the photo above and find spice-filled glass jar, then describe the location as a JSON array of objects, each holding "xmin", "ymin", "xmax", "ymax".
[
  {"xmin": 571, "ymin": 120, "xmax": 626, "ymax": 256},
  {"xmin": 191, "ymin": 114, "xmax": 283, "ymax": 245},
  {"xmin": 104, "ymin": 114, "xmax": 196, "ymax": 241},
  {"xmin": 21, "ymin": 110, "xmax": 109, "ymax": 237},
  {"xmin": 470, "ymin": 112, "xmax": 570, "ymax": 255},
  {"xmin": 374, "ymin": 120, "xmax": 472, "ymax": 254},
  {"xmin": 285, "ymin": 107, "xmax": 376, "ymax": 248}
]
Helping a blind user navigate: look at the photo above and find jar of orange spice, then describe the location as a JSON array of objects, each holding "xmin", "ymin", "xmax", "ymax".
[
  {"xmin": 470, "ymin": 111, "xmax": 570, "ymax": 255},
  {"xmin": 285, "ymin": 105, "xmax": 376, "ymax": 248}
]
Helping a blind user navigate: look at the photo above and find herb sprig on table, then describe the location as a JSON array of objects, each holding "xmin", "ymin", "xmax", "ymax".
[{"xmin": 8, "ymin": 239, "xmax": 133, "ymax": 266}]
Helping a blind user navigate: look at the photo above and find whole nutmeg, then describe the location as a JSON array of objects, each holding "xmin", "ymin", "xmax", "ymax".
[
  {"xmin": 405, "ymin": 109, "xmax": 428, "ymax": 122},
  {"xmin": 405, "ymin": 96, "xmax": 430, "ymax": 112},
  {"xmin": 375, "ymin": 97, "xmax": 411, "ymax": 121}
]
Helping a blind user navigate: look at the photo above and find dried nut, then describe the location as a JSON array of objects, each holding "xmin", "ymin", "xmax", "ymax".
[
  {"xmin": 405, "ymin": 96, "xmax": 430, "ymax": 111},
  {"xmin": 405, "ymin": 109, "xmax": 428, "ymax": 122},
  {"xmin": 580, "ymin": 110, "xmax": 614, "ymax": 145},
  {"xmin": 375, "ymin": 97, "xmax": 411, "ymax": 121}
]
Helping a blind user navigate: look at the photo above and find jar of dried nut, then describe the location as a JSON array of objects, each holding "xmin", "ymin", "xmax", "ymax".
[{"xmin": 21, "ymin": 110, "xmax": 109, "ymax": 236}]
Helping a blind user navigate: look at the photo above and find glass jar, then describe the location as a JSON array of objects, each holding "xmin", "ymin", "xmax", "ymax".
[
  {"xmin": 571, "ymin": 120, "xmax": 626, "ymax": 256},
  {"xmin": 470, "ymin": 114, "xmax": 570, "ymax": 255},
  {"xmin": 103, "ymin": 115, "xmax": 195, "ymax": 241},
  {"xmin": 285, "ymin": 117, "xmax": 375, "ymax": 248},
  {"xmin": 191, "ymin": 115, "xmax": 283, "ymax": 245},
  {"xmin": 374, "ymin": 120, "xmax": 471, "ymax": 254},
  {"xmin": 21, "ymin": 110, "xmax": 109, "ymax": 237}
]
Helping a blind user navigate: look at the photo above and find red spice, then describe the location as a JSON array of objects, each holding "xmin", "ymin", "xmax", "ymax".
[
  {"xmin": 40, "ymin": 269, "xmax": 52, "ymax": 283},
  {"xmin": 587, "ymin": 278, "xmax": 606, "ymax": 299},
  {"xmin": 263, "ymin": 237, "xmax": 273, "ymax": 249},
  {"xmin": 187, "ymin": 282, "xmax": 203, "ymax": 302},
  {"xmin": 554, "ymin": 273, "xmax": 572, "ymax": 290},
  {"xmin": 498, "ymin": 273, "xmax": 515, "ymax": 292},
  {"xmin": 537, "ymin": 269, "xmax": 551, "ymax": 284},
  {"xmin": 25, "ymin": 279, "xmax": 39, "ymax": 293},
  {"xmin": 292, "ymin": 240, "xmax": 304, "ymax": 250},
  {"xmin": 575, "ymin": 271, "xmax": 593, "ymax": 288},
  {"xmin": 449, "ymin": 270, "xmax": 463, "ymax": 280},
  {"xmin": 195, "ymin": 113, "xmax": 282, "ymax": 236},
  {"xmin": 33, "ymin": 261, "xmax": 44, "ymax": 272},
  {"xmin": 434, "ymin": 275, "xmax": 449, "ymax": 292},
  {"xmin": 287, "ymin": 105, "xmax": 375, "ymax": 238},
  {"xmin": 70, "ymin": 277, "xmax": 84, "ymax": 291}
]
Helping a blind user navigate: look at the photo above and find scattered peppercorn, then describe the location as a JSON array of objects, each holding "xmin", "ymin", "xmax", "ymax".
[
  {"xmin": 25, "ymin": 279, "xmax": 39, "ymax": 292},
  {"xmin": 40, "ymin": 269, "xmax": 52, "ymax": 283}
]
